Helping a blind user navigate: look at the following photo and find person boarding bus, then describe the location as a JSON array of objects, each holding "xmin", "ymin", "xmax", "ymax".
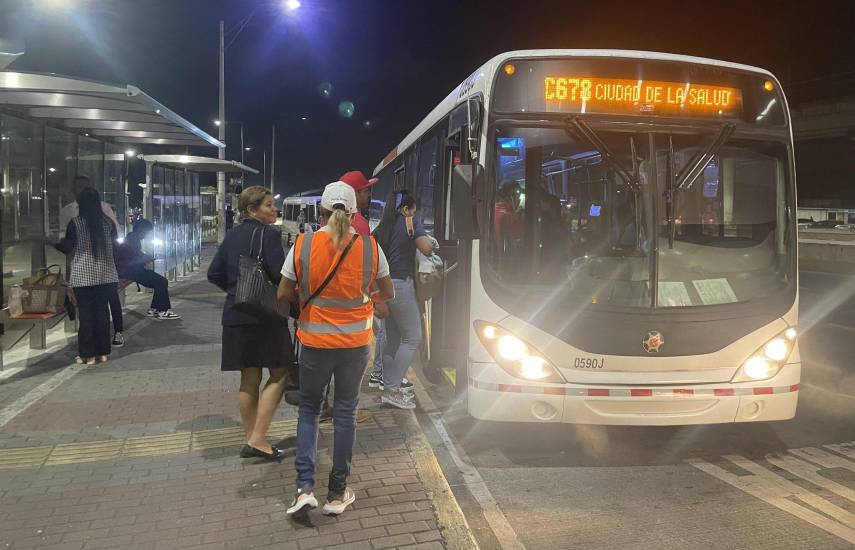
[{"xmin": 279, "ymin": 182, "xmax": 394, "ymax": 517}]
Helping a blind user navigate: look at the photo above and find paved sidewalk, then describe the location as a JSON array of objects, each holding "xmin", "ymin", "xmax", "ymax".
[{"xmin": 0, "ymin": 254, "xmax": 474, "ymax": 550}]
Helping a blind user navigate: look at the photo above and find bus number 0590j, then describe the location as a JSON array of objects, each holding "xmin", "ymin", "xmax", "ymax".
[{"xmin": 574, "ymin": 357, "xmax": 605, "ymax": 369}]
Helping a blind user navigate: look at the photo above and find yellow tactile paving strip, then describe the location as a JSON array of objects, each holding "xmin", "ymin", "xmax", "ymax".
[{"xmin": 0, "ymin": 419, "xmax": 298, "ymax": 470}]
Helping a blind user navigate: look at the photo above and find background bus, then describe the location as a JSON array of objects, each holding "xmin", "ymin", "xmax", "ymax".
[
  {"xmin": 373, "ymin": 49, "xmax": 798, "ymax": 426},
  {"xmin": 281, "ymin": 193, "xmax": 321, "ymax": 245}
]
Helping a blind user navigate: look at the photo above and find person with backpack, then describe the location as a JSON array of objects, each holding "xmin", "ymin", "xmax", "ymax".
[
  {"xmin": 372, "ymin": 190, "xmax": 435, "ymax": 409},
  {"xmin": 279, "ymin": 181, "xmax": 394, "ymax": 517}
]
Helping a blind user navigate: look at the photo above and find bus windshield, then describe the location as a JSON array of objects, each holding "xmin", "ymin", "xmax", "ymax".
[{"xmin": 489, "ymin": 124, "xmax": 792, "ymax": 310}]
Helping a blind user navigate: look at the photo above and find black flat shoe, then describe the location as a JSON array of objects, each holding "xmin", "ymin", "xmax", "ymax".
[{"xmin": 240, "ymin": 444, "xmax": 285, "ymax": 461}]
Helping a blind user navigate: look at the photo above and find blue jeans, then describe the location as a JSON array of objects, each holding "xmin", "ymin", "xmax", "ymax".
[
  {"xmin": 382, "ymin": 278, "xmax": 422, "ymax": 390},
  {"xmin": 295, "ymin": 345, "xmax": 369, "ymax": 496},
  {"xmin": 371, "ymin": 317, "xmax": 385, "ymax": 377}
]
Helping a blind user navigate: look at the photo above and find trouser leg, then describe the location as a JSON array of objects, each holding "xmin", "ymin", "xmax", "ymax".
[
  {"xmin": 371, "ymin": 317, "xmax": 385, "ymax": 377},
  {"xmin": 75, "ymin": 287, "xmax": 96, "ymax": 357},
  {"xmin": 329, "ymin": 346, "xmax": 368, "ymax": 496},
  {"xmin": 93, "ymin": 284, "xmax": 112, "ymax": 355},
  {"xmin": 383, "ymin": 278, "xmax": 422, "ymax": 390},
  {"xmin": 130, "ymin": 268, "xmax": 171, "ymax": 311},
  {"xmin": 294, "ymin": 346, "xmax": 333, "ymax": 492},
  {"xmin": 107, "ymin": 283, "xmax": 123, "ymax": 332}
]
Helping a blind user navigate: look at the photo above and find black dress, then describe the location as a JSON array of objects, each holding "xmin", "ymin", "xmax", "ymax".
[{"xmin": 207, "ymin": 219, "xmax": 295, "ymax": 371}]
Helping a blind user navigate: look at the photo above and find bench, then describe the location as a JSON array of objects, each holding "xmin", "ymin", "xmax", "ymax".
[
  {"xmin": 4, "ymin": 267, "xmax": 155, "ymax": 352},
  {"xmin": 4, "ymin": 310, "xmax": 68, "ymax": 350}
]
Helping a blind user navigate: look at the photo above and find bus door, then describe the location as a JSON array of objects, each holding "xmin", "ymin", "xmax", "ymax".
[{"xmin": 428, "ymin": 128, "xmax": 470, "ymax": 393}]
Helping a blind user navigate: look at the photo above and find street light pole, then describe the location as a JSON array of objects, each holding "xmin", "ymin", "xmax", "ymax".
[
  {"xmin": 270, "ymin": 124, "xmax": 276, "ymax": 194},
  {"xmin": 217, "ymin": 20, "xmax": 226, "ymax": 244}
]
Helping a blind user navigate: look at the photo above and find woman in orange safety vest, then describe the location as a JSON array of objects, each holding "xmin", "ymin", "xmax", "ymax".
[{"xmin": 278, "ymin": 181, "xmax": 394, "ymax": 517}]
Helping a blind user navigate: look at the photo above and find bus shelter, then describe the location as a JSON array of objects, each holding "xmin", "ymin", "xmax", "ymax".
[
  {"xmin": 142, "ymin": 155, "xmax": 257, "ymax": 280},
  {"xmin": 0, "ymin": 70, "xmax": 221, "ymax": 367}
]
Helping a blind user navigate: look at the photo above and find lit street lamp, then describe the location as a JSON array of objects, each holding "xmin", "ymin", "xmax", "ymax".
[{"xmin": 217, "ymin": 1, "xmax": 302, "ymax": 241}]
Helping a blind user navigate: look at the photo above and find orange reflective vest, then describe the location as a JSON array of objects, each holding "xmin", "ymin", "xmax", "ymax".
[{"xmin": 294, "ymin": 231, "xmax": 379, "ymax": 349}]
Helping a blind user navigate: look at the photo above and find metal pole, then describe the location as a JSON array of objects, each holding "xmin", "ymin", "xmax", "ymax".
[
  {"xmin": 240, "ymin": 124, "xmax": 244, "ymax": 168},
  {"xmin": 270, "ymin": 124, "xmax": 276, "ymax": 192},
  {"xmin": 216, "ymin": 20, "xmax": 226, "ymax": 244},
  {"xmin": 262, "ymin": 150, "xmax": 266, "ymax": 188}
]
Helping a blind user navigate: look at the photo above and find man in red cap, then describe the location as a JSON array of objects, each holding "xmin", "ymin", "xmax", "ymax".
[{"xmin": 339, "ymin": 171, "xmax": 377, "ymax": 236}]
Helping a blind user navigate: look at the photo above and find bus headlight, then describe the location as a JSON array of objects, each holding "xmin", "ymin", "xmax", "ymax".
[
  {"xmin": 474, "ymin": 321, "xmax": 565, "ymax": 383},
  {"xmin": 733, "ymin": 327, "xmax": 796, "ymax": 382}
]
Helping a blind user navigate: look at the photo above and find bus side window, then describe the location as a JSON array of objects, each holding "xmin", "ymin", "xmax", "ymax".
[
  {"xmin": 394, "ymin": 164, "xmax": 406, "ymax": 192},
  {"xmin": 417, "ymin": 135, "xmax": 439, "ymax": 234}
]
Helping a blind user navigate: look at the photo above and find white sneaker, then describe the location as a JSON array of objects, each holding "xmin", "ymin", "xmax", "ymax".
[
  {"xmin": 381, "ymin": 388, "xmax": 416, "ymax": 410},
  {"xmin": 322, "ymin": 487, "xmax": 355, "ymax": 516},
  {"xmin": 146, "ymin": 309, "xmax": 159, "ymax": 317},
  {"xmin": 157, "ymin": 310, "xmax": 181, "ymax": 320},
  {"xmin": 286, "ymin": 489, "xmax": 318, "ymax": 515}
]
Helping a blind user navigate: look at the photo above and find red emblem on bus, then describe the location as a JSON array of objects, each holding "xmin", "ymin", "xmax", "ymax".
[{"xmin": 643, "ymin": 331, "xmax": 664, "ymax": 353}]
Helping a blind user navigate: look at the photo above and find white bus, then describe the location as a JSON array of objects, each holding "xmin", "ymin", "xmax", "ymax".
[
  {"xmin": 372, "ymin": 50, "xmax": 798, "ymax": 425},
  {"xmin": 281, "ymin": 194, "xmax": 322, "ymax": 244}
]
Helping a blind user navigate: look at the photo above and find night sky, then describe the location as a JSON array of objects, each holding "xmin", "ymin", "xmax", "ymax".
[{"xmin": 2, "ymin": 0, "xmax": 854, "ymax": 196}]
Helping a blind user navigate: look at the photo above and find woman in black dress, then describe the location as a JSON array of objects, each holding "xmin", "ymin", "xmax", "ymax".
[{"xmin": 208, "ymin": 186, "xmax": 294, "ymax": 460}]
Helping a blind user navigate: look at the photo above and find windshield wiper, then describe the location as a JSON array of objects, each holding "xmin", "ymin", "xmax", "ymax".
[
  {"xmin": 565, "ymin": 116, "xmax": 640, "ymax": 192},
  {"xmin": 675, "ymin": 123, "xmax": 735, "ymax": 191}
]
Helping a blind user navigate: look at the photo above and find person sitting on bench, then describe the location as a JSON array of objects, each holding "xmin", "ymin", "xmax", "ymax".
[{"xmin": 115, "ymin": 219, "xmax": 181, "ymax": 320}]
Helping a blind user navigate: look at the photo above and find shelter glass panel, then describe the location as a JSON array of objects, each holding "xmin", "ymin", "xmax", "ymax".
[
  {"xmin": 77, "ymin": 136, "xmax": 103, "ymax": 195},
  {"xmin": 45, "ymin": 125, "xmax": 75, "ymax": 272},
  {"xmin": 104, "ymin": 144, "xmax": 126, "ymax": 236},
  {"xmin": 164, "ymin": 168, "xmax": 176, "ymax": 279},
  {"xmin": 0, "ymin": 115, "xmax": 45, "ymax": 303}
]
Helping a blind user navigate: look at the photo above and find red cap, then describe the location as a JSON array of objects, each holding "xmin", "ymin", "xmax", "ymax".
[{"xmin": 339, "ymin": 171, "xmax": 379, "ymax": 191}]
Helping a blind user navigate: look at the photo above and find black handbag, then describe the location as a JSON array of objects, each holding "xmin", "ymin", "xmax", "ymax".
[{"xmin": 234, "ymin": 226, "xmax": 290, "ymax": 319}]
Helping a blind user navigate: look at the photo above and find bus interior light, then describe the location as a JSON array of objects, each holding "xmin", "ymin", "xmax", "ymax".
[{"xmin": 473, "ymin": 320, "xmax": 565, "ymax": 384}]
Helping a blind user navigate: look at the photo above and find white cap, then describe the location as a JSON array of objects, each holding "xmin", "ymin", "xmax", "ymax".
[{"xmin": 321, "ymin": 181, "xmax": 357, "ymax": 214}]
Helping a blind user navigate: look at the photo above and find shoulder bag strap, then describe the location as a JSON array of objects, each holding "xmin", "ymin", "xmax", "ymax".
[
  {"xmin": 302, "ymin": 234, "xmax": 359, "ymax": 309},
  {"xmin": 248, "ymin": 227, "xmax": 259, "ymax": 257}
]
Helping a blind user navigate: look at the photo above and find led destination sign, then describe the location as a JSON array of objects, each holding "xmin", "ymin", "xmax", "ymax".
[{"xmin": 542, "ymin": 76, "xmax": 743, "ymax": 117}]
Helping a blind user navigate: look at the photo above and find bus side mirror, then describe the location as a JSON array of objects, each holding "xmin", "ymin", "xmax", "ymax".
[{"xmin": 451, "ymin": 164, "xmax": 482, "ymax": 241}]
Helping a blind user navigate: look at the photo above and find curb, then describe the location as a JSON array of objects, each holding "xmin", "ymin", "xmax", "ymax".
[{"xmin": 402, "ymin": 377, "xmax": 480, "ymax": 550}]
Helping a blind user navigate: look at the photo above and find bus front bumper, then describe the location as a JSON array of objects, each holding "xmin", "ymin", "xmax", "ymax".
[{"xmin": 467, "ymin": 362, "xmax": 801, "ymax": 426}]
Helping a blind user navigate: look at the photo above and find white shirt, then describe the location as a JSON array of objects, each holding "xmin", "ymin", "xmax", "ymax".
[
  {"xmin": 282, "ymin": 226, "xmax": 390, "ymax": 281},
  {"xmin": 60, "ymin": 201, "xmax": 122, "ymax": 237}
]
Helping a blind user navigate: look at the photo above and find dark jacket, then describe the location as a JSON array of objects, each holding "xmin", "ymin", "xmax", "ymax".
[
  {"xmin": 114, "ymin": 231, "xmax": 148, "ymax": 278},
  {"xmin": 207, "ymin": 219, "xmax": 286, "ymax": 326}
]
